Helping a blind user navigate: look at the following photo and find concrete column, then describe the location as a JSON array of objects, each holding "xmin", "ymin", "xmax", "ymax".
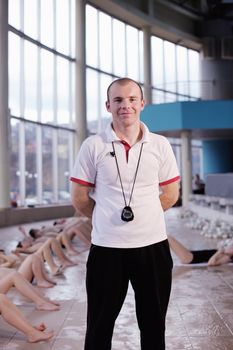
[
  {"xmin": 143, "ymin": 26, "xmax": 152, "ymax": 104},
  {"xmin": 75, "ymin": 0, "xmax": 87, "ymax": 153},
  {"xmin": 200, "ymin": 20, "xmax": 233, "ymax": 100},
  {"xmin": 201, "ymin": 58, "xmax": 233, "ymax": 100},
  {"xmin": 0, "ymin": 0, "xmax": 11, "ymax": 209},
  {"xmin": 181, "ymin": 130, "xmax": 192, "ymax": 207}
]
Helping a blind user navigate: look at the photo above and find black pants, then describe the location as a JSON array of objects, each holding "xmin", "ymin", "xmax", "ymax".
[{"xmin": 84, "ymin": 240, "xmax": 173, "ymax": 350}]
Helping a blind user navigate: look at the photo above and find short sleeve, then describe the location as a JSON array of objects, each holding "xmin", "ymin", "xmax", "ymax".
[
  {"xmin": 70, "ymin": 137, "xmax": 96, "ymax": 187},
  {"xmin": 158, "ymin": 138, "xmax": 180, "ymax": 186}
]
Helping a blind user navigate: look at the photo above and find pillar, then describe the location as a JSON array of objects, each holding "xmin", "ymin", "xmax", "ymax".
[
  {"xmin": 0, "ymin": 0, "xmax": 11, "ymax": 209},
  {"xmin": 75, "ymin": 0, "xmax": 87, "ymax": 153},
  {"xmin": 181, "ymin": 130, "xmax": 192, "ymax": 207},
  {"xmin": 200, "ymin": 20, "xmax": 233, "ymax": 100}
]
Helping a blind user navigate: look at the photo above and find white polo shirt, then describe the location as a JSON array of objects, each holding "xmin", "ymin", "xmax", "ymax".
[{"xmin": 70, "ymin": 122, "xmax": 180, "ymax": 248}]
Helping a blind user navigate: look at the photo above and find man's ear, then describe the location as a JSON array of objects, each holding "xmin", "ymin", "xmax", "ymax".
[
  {"xmin": 141, "ymin": 99, "xmax": 145, "ymax": 111},
  {"xmin": 106, "ymin": 101, "xmax": 110, "ymax": 112}
]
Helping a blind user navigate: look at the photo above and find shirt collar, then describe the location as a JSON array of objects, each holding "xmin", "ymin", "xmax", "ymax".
[{"xmin": 104, "ymin": 121, "xmax": 150, "ymax": 144}]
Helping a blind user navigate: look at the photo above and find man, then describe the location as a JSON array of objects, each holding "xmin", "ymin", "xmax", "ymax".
[{"xmin": 70, "ymin": 78, "xmax": 180, "ymax": 350}]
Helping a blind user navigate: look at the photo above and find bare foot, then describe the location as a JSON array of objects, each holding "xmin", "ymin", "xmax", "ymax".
[
  {"xmin": 45, "ymin": 275, "xmax": 57, "ymax": 284},
  {"xmin": 67, "ymin": 248, "xmax": 79, "ymax": 256},
  {"xmin": 28, "ymin": 329, "xmax": 54, "ymax": 343},
  {"xmin": 51, "ymin": 265, "xmax": 64, "ymax": 276},
  {"xmin": 37, "ymin": 280, "xmax": 55, "ymax": 288},
  {"xmin": 61, "ymin": 260, "xmax": 77, "ymax": 270},
  {"xmin": 36, "ymin": 302, "xmax": 60, "ymax": 311},
  {"xmin": 44, "ymin": 298, "xmax": 60, "ymax": 306}
]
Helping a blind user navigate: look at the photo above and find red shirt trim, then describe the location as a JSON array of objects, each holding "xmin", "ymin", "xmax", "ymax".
[
  {"xmin": 159, "ymin": 176, "xmax": 180, "ymax": 186},
  {"xmin": 121, "ymin": 140, "xmax": 131, "ymax": 162},
  {"xmin": 70, "ymin": 177, "xmax": 95, "ymax": 187}
]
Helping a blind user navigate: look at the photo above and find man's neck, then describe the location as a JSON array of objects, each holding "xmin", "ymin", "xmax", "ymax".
[{"xmin": 112, "ymin": 122, "xmax": 142, "ymax": 146}]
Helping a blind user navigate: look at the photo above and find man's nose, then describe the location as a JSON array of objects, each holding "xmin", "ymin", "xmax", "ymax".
[{"xmin": 121, "ymin": 100, "xmax": 130, "ymax": 108}]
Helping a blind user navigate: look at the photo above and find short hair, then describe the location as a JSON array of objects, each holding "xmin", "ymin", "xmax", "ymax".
[
  {"xmin": 107, "ymin": 77, "xmax": 143, "ymax": 101},
  {"xmin": 29, "ymin": 228, "xmax": 37, "ymax": 239}
]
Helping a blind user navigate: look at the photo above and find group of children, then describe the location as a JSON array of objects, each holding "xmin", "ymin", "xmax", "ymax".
[
  {"xmin": 0, "ymin": 213, "xmax": 232, "ymax": 343},
  {"xmin": 0, "ymin": 214, "xmax": 91, "ymax": 343}
]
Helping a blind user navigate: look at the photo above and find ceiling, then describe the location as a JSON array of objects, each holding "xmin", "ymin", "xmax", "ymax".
[
  {"xmin": 90, "ymin": 0, "xmax": 233, "ymax": 50},
  {"xmin": 161, "ymin": 128, "xmax": 233, "ymax": 140},
  {"xmin": 165, "ymin": 0, "xmax": 233, "ymax": 19}
]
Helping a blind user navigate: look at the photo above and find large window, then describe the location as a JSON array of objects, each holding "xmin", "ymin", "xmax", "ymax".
[
  {"xmin": 113, "ymin": 19, "xmax": 126, "ymax": 77},
  {"xmin": 10, "ymin": 119, "xmax": 20, "ymax": 204},
  {"xmin": 85, "ymin": 4, "xmax": 201, "ymax": 178},
  {"xmin": 42, "ymin": 127, "xmax": 54, "ymax": 204},
  {"xmin": 25, "ymin": 123, "xmax": 37, "ymax": 204},
  {"xmin": 151, "ymin": 36, "xmax": 200, "ymax": 103},
  {"xmin": 8, "ymin": 1, "xmax": 201, "ymax": 206},
  {"xmin": 24, "ymin": 41, "xmax": 38, "ymax": 121},
  {"xmin": 41, "ymin": 49, "xmax": 54, "ymax": 124},
  {"xmin": 58, "ymin": 130, "xmax": 70, "ymax": 202},
  {"xmin": 8, "ymin": 0, "xmax": 75, "ymax": 206},
  {"xmin": 8, "ymin": 32, "xmax": 20, "ymax": 117},
  {"xmin": 41, "ymin": 0, "xmax": 54, "ymax": 47},
  {"xmin": 86, "ymin": 4, "xmax": 200, "ymax": 135},
  {"xmin": 57, "ymin": 57, "xmax": 70, "ymax": 126},
  {"xmin": 85, "ymin": 5, "xmax": 144, "ymax": 134}
]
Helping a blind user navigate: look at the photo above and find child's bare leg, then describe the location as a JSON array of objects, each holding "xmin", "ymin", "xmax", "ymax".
[
  {"xmin": 18, "ymin": 225, "xmax": 27, "ymax": 237},
  {"xmin": 70, "ymin": 226, "xmax": 91, "ymax": 246},
  {"xmin": 18, "ymin": 254, "xmax": 55, "ymax": 288},
  {"xmin": 0, "ymin": 271, "xmax": 59, "ymax": 310},
  {"xmin": 49, "ymin": 238, "xmax": 74, "ymax": 261},
  {"xmin": 0, "ymin": 294, "xmax": 54, "ymax": 342},
  {"xmin": 28, "ymin": 253, "xmax": 56, "ymax": 287},
  {"xmin": 17, "ymin": 254, "xmax": 34, "ymax": 281},
  {"xmin": 36, "ymin": 254, "xmax": 57, "ymax": 284},
  {"xmin": 47, "ymin": 238, "xmax": 77, "ymax": 269},
  {"xmin": 73, "ymin": 220, "xmax": 92, "ymax": 244},
  {"xmin": 38, "ymin": 244, "xmax": 61, "ymax": 275},
  {"xmin": 58, "ymin": 232, "xmax": 79, "ymax": 255},
  {"xmin": 0, "ymin": 267, "xmax": 12, "ymax": 280},
  {"xmin": 167, "ymin": 235, "xmax": 194, "ymax": 264}
]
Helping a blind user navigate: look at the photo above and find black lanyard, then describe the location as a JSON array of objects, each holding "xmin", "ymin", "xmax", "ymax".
[{"xmin": 112, "ymin": 141, "xmax": 143, "ymax": 221}]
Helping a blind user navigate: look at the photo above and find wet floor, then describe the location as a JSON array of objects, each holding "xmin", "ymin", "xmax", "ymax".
[{"xmin": 0, "ymin": 207, "xmax": 232, "ymax": 349}]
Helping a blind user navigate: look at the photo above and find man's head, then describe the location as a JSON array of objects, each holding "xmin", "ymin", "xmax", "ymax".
[
  {"xmin": 106, "ymin": 78, "xmax": 145, "ymax": 129},
  {"xmin": 106, "ymin": 78, "xmax": 143, "ymax": 102}
]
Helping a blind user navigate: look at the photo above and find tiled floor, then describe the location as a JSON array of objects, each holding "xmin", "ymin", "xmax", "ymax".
[{"xmin": 0, "ymin": 207, "xmax": 232, "ymax": 349}]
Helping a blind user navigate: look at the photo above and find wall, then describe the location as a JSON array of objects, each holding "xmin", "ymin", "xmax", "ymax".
[
  {"xmin": 203, "ymin": 139, "xmax": 233, "ymax": 177},
  {"xmin": 0, "ymin": 204, "xmax": 75, "ymax": 227}
]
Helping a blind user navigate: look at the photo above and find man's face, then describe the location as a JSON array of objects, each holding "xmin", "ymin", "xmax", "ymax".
[{"xmin": 106, "ymin": 81, "xmax": 145, "ymax": 128}]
